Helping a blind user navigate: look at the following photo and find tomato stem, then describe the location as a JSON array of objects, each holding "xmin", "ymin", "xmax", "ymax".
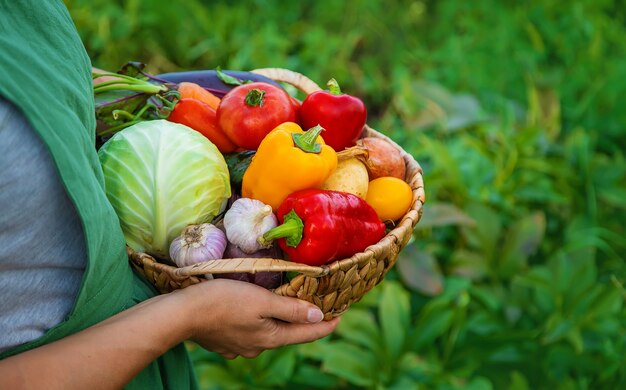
[{"xmin": 244, "ymin": 88, "xmax": 266, "ymax": 107}]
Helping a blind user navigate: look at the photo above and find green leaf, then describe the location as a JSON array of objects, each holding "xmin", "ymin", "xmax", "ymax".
[
  {"xmin": 297, "ymin": 338, "xmax": 334, "ymax": 361},
  {"xmin": 379, "ymin": 281, "xmax": 411, "ymax": 360},
  {"xmin": 290, "ymin": 364, "xmax": 342, "ymax": 389},
  {"xmin": 318, "ymin": 341, "xmax": 377, "ymax": 387},
  {"xmin": 386, "ymin": 375, "xmax": 422, "ymax": 390},
  {"xmin": 469, "ymin": 285, "xmax": 502, "ymax": 312},
  {"xmin": 397, "ymin": 352, "xmax": 439, "ymax": 382},
  {"xmin": 413, "ymin": 299, "xmax": 455, "ymax": 350},
  {"xmin": 216, "ymin": 67, "xmax": 244, "ymax": 85},
  {"xmin": 465, "ymin": 376, "xmax": 494, "ymax": 390},
  {"xmin": 461, "ymin": 203, "xmax": 502, "ymax": 260},
  {"xmin": 336, "ymin": 308, "xmax": 382, "ymax": 353},
  {"xmin": 447, "ymin": 93, "xmax": 489, "ymax": 131},
  {"xmin": 564, "ymin": 328, "xmax": 584, "ymax": 354},
  {"xmin": 584, "ymin": 284, "xmax": 623, "ymax": 321},
  {"xmin": 396, "ymin": 245, "xmax": 444, "ymax": 296},
  {"xmin": 194, "ymin": 364, "xmax": 243, "ymax": 390},
  {"xmin": 254, "ymin": 347, "xmax": 297, "ymax": 387},
  {"xmin": 542, "ymin": 313, "xmax": 576, "ymax": 345},
  {"xmin": 509, "ymin": 371, "xmax": 530, "ymax": 390},
  {"xmin": 449, "ymin": 249, "xmax": 489, "ymax": 281},
  {"xmin": 465, "ymin": 311, "xmax": 502, "ymax": 336},
  {"xmin": 498, "ymin": 212, "xmax": 546, "ymax": 278},
  {"xmin": 417, "ymin": 202, "xmax": 476, "ymax": 229},
  {"xmin": 599, "ymin": 187, "xmax": 626, "ymax": 210}
]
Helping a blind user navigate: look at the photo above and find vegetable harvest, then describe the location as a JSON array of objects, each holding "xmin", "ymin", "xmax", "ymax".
[
  {"xmin": 259, "ymin": 189, "xmax": 386, "ymax": 266},
  {"xmin": 95, "ymin": 64, "xmax": 417, "ymax": 298}
]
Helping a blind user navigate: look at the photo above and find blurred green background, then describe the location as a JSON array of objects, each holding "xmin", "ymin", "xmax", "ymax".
[{"xmin": 66, "ymin": 0, "xmax": 626, "ymax": 388}]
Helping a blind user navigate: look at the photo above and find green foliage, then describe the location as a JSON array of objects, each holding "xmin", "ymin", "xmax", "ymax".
[{"xmin": 65, "ymin": 0, "xmax": 626, "ymax": 388}]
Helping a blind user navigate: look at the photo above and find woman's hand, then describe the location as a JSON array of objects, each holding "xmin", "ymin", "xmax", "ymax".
[{"xmin": 177, "ymin": 278, "xmax": 340, "ymax": 359}]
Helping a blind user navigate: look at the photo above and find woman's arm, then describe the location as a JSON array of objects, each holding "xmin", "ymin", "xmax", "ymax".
[{"xmin": 0, "ymin": 279, "xmax": 339, "ymax": 390}]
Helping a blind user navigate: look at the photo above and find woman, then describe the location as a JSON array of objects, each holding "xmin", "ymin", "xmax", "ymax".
[{"xmin": 0, "ymin": 2, "xmax": 338, "ymax": 388}]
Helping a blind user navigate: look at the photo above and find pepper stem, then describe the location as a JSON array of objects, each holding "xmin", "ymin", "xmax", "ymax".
[
  {"xmin": 258, "ymin": 210, "xmax": 304, "ymax": 248},
  {"xmin": 292, "ymin": 125, "xmax": 324, "ymax": 154},
  {"xmin": 327, "ymin": 78, "xmax": 342, "ymax": 95},
  {"xmin": 245, "ymin": 88, "xmax": 266, "ymax": 107}
]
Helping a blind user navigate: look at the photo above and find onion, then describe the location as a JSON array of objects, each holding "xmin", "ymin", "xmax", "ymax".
[{"xmin": 357, "ymin": 137, "xmax": 406, "ymax": 180}]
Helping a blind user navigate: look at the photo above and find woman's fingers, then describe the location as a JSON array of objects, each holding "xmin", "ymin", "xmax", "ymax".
[
  {"xmin": 268, "ymin": 317, "xmax": 341, "ymax": 349},
  {"xmin": 262, "ymin": 294, "xmax": 325, "ymax": 324}
]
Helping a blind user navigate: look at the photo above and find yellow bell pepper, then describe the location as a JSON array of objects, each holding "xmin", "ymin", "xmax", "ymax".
[{"xmin": 242, "ymin": 122, "xmax": 337, "ymax": 211}]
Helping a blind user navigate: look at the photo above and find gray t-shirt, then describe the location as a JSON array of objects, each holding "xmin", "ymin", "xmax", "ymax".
[{"xmin": 0, "ymin": 97, "xmax": 86, "ymax": 353}]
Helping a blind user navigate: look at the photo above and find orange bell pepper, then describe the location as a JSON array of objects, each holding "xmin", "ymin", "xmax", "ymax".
[{"xmin": 242, "ymin": 122, "xmax": 337, "ymax": 211}]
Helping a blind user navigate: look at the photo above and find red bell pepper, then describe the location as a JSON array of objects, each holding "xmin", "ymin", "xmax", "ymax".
[
  {"xmin": 299, "ymin": 78, "xmax": 367, "ymax": 151},
  {"xmin": 259, "ymin": 189, "xmax": 386, "ymax": 266}
]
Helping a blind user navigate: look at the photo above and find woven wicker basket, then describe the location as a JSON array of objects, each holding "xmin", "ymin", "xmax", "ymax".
[{"xmin": 128, "ymin": 68, "xmax": 425, "ymax": 320}]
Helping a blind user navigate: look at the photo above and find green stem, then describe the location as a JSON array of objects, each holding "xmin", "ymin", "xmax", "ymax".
[
  {"xmin": 112, "ymin": 109, "xmax": 136, "ymax": 120},
  {"xmin": 258, "ymin": 210, "xmax": 304, "ymax": 248},
  {"xmin": 132, "ymin": 103, "xmax": 152, "ymax": 120},
  {"xmin": 155, "ymin": 91, "xmax": 180, "ymax": 111},
  {"xmin": 327, "ymin": 78, "xmax": 342, "ymax": 95},
  {"xmin": 94, "ymin": 84, "xmax": 166, "ymax": 95},
  {"xmin": 292, "ymin": 125, "xmax": 324, "ymax": 153},
  {"xmin": 92, "ymin": 80, "xmax": 142, "ymax": 89},
  {"xmin": 244, "ymin": 88, "xmax": 266, "ymax": 107},
  {"xmin": 92, "ymin": 72, "xmax": 144, "ymax": 82}
]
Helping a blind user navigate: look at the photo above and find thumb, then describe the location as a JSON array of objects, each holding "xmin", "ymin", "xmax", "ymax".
[{"xmin": 263, "ymin": 294, "xmax": 325, "ymax": 324}]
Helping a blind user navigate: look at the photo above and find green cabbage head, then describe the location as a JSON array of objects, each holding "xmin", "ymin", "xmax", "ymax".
[{"xmin": 98, "ymin": 120, "xmax": 231, "ymax": 259}]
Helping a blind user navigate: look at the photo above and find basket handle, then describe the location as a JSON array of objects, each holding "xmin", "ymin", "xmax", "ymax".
[
  {"xmin": 173, "ymin": 257, "xmax": 329, "ymax": 278},
  {"xmin": 251, "ymin": 68, "xmax": 323, "ymax": 95}
]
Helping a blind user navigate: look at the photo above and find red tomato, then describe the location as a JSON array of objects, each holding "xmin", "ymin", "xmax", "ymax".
[{"xmin": 217, "ymin": 82, "xmax": 297, "ymax": 151}]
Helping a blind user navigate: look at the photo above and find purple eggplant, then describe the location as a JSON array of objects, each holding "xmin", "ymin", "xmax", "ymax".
[
  {"xmin": 215, "ymin": 243, "xmax": 285, "ymax": 290},
  {"xmin": 157, "ymin": 69, "xmax": 283, "ymax": 97}
]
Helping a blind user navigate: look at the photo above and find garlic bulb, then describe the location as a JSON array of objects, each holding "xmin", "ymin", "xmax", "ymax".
[
  {"xmin": 169, "ymin": 224, "xmax": 227, "ymax": 270},
  {"xmin": 223, "ymin": 198, "xmax": 278, "ymax": 254}
]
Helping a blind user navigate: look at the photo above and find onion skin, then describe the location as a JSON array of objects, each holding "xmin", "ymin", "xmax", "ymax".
[{"xmin": 357, "ymin": 137, "xmax": 406, "ymax": 180}]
